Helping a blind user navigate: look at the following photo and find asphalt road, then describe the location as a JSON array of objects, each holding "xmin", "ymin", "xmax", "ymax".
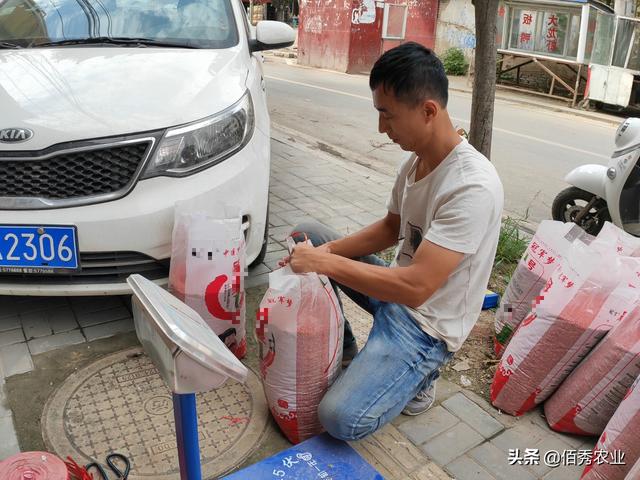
[{"xmin": 264, "ymin": 60, "xmax": 619, "ymax": 229}]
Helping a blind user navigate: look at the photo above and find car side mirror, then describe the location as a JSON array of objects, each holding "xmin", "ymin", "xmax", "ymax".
[{"xmin": 250, "ymin": 20, "xmax": 295, "ymax": 52}]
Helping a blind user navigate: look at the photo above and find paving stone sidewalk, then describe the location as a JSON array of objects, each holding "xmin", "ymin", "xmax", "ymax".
[
  {"xmin": 391, "ymin": 384, "xmax": 596, "ymax": 480},
  {"xmin": 0, "ymin": 127, "xmax": 597, "ymax": 479}
]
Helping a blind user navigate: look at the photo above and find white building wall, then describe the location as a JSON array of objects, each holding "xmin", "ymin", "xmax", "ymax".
[{"xmin": 435, "ymin": 0, "xmax": 476, "ymax": 61}]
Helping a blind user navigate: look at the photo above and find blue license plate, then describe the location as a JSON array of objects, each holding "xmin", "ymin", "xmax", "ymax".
[{"xmin": 0, "ymin": 225, "xmax": 79, "ymax": 274}]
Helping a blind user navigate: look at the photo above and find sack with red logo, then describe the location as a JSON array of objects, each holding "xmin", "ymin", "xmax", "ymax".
[
  {"xmin": 169, "ymin": 209, "xmax": 246, "ymax": 359},
  {"xmin": 494, "ymin": 221, "xmax": 592, "ymax": 357},
  {"xmin": 581, "ymin": 375, "xmax": 640, "ymax": 480},
  {"xmin": 491, "ymin": 237, "xmax": 636, "ymax": 416},
  {"xmin": 545, "ymin": 299, "xmax": 640, "ymax": 436},
  {"xmin": 256, "ymin": 247, "xmax": 344, "ymax": 444}
]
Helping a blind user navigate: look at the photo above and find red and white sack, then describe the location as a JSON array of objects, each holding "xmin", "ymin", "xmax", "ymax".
[
  {"xmin": 169, "ymin": 211, "xmax": 247, "ymax": 359},
  {"xmin": 545, "ymin": 299, "xmax": 640, "ymax": 436},
  {"xmin": 581, "ymin": 376, "xmax": 640, "ymax": 480},
  {"xmin": 256, "ymin": 264, "xmax": 344, "ymax": 444},
  {"xmin": 494, "ymin": 221, "xmax": 592, "ymax": 357},
  {"xmin": 491, "ymin": 240, "xmax": 632, "ymax": 416},
  {"xmin": 625, "ymin": 457, "xmax": 640, "ymax": 480},
  {"xmin": 589, "ymin": 221, "xmax": 640, "ymax": 257}
]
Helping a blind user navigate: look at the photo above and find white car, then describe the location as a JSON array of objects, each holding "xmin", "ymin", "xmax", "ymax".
[{"xmin": 0, "ymin": 0, "xmax": 294, "ymax": 295}]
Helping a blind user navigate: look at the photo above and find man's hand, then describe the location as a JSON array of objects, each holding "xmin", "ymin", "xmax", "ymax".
[
  {"xmin": 289, "ymin": 242, "xmax": 329, "ymax": 274},
  {"xmin": 278, "ymin": 242, "xmax": 332, "ymax": 268}
]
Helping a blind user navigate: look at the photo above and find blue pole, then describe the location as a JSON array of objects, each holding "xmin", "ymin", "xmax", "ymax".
[{"xmin": 173, "ymin": 393, "xmax": 202, "ymax": 480}]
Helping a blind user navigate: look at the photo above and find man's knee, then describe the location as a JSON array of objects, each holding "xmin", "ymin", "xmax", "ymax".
[
  {"xmin": 291, "ymin": 222, "xmax": 322, "ymax": 241},
  {"xmin": 318, "ymin": 388, "xmax": 378, "ymax": 441},
  {"xmin": 291, "ymin": 222, "xmax": 340, "ymax": 247}
]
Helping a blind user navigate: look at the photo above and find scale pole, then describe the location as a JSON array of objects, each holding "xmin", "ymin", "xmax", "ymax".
[{"xmin": 173, "ymin": 393, "xmax": 202, "ymax": 480}]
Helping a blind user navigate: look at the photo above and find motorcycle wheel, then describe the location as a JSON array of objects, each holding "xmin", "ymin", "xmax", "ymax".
[{"xmin": 552, "ymin": 186, "xmax": 611, "ymax": 236}]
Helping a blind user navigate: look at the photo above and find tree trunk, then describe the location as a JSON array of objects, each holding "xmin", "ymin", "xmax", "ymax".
[{"xmin": 469, "ymin": 0, "xmax": 500, "ymax": 159}]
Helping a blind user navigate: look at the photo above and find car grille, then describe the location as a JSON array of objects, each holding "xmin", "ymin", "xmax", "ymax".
[
  {"xmin": 0, "ymin": 251, "xmax": 169, "ymax": 285},
  {"xmin": 0, "ymin": 142, "xmax": 151, "ymax": 200}
]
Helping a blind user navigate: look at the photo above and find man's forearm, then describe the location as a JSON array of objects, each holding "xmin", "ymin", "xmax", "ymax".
[
  {"xmin": 315, "ymin": 253, "xmax": 428, "ymax": 308},
  {"xmin": 327, "ymin": 219, "xmax": 397, "ymax": 259}
]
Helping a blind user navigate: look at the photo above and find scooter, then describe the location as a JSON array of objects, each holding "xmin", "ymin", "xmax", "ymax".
[{"xmin": 552, "ymin": 117, "xmax": 640, "ymax": 237}]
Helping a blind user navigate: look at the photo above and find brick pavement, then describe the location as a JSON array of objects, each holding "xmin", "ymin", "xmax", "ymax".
[
  {"xmin": 0, "ymin": 127, "xmax": 598, "ymax": 479},
  {"xmin": 392, "ymin": 386, "xmax": 595, "ymax": 480}
]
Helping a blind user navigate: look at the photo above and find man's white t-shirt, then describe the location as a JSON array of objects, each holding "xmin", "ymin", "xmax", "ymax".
[{"xmin": 386, "ymin": 139, "xmax": 504, "ymax": 352}]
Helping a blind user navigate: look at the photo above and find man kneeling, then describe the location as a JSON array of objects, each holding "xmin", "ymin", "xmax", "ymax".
[{"xmin": 286, "ymin": 42, "xmax": 504, "ymax": 441}]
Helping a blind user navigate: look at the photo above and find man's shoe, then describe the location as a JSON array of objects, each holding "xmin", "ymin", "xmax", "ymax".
[
  {"xmin": 402, "ymin": 381, "xmax": 437, "ymax": 416},
  {"xmin": 342, "ymin": 342, "xmax": 358, "ymax": 368}
]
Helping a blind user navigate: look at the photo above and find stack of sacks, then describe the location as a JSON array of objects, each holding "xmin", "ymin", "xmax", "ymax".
[
  {"xmin": 494, "ymin": 221, "xmax": 592, "ymax": 356},
  {"xmin": 581, "ymin": 376, "xmax": 640, "ymax": 480},
  {"xmin": 491, "ymin": 230, "xmax": 640, "ymax": 416},
  {"xmin": 545, "ymin": 301, "xmax": 640, "ymax": 435}
]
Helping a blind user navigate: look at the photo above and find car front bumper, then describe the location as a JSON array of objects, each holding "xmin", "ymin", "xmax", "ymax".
[{"xmin": 0, "ymin": 129, "xmax": 270, "ymax": 296}]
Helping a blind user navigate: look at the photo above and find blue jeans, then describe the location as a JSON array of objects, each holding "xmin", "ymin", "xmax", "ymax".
[{"xmin": 291, "ymin": 223, "xmax": 454, "ymax": 441}]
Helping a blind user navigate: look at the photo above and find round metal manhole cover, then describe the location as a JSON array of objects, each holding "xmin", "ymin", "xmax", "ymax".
[{"xmin": 42, "ymin": 348, "xmax": 268, "ymax": 480}]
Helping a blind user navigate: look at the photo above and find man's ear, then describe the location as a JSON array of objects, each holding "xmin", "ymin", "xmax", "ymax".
[{"xmin": 422, "ymin": 99, "xmax": 439, "ymax": 122}]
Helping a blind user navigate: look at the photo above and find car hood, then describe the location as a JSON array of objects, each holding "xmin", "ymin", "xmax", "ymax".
[{"xmin": 0, "ymin": 47, "xmax": 248, "ymax": 150}]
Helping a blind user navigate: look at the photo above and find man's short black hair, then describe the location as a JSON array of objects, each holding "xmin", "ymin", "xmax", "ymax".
[{"xmin": 369, "ymin": 42, "xmax": 448, "ymax": 108}]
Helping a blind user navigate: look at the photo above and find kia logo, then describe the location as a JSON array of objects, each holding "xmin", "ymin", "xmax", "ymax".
[{"xmin": 0, "ymin": 128, "xmax": 34, "ymax": 143}]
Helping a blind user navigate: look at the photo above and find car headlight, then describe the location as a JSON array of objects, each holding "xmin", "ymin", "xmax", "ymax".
[{"xmin": 142, "ymin": 91, "xmax": 255, "ymax": 178}]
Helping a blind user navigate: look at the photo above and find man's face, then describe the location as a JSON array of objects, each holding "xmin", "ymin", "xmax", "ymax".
[{"xmin": 372, "ymin": 86, "xmax": 434, "ymax": 152}]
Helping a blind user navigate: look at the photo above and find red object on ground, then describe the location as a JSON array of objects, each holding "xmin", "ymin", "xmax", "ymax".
[
  {"xmin": 64, "ymin": 457, "xmax": 92, "ymax": 480},
  {"xmin": 0, "ymin": 452, "xmax": 69, "ymax": 479}
]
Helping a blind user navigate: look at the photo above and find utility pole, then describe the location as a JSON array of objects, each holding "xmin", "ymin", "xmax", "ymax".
[{"xmin": 249, "ymin": 0, "xmax": 254, "ymax": 25}]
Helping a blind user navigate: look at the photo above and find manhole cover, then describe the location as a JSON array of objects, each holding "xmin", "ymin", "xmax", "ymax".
[{"xmin": 43, "ymin": 348, "xmax": 267, "ymax": 480}]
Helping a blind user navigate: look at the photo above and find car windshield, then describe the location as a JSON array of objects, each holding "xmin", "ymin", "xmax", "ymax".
[{"xmin": 0, "ymin": 0, "xmax": 239, "ymax": 49}]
